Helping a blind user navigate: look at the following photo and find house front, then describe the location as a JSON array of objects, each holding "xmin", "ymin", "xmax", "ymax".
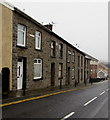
[{"xmin": 1, "ymin": 1, "xmax": 92, "ymax": 96}]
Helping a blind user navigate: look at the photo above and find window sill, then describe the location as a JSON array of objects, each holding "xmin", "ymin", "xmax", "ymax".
[
  {"xmin": 16, "ymin": 45, "xmax": 28, "ymax": 49},
  {"xmin": 35, "ymin": 49, "xmax": 42, "ymax": 52},
  {"xmin": 33, "ymin": 77, "xmax": 43, "ymax": 81}
]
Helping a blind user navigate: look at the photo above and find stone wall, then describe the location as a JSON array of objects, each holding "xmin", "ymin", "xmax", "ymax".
[{"xmin": 12, "ymin": 11, "xmax": 66, "ymax": 91}]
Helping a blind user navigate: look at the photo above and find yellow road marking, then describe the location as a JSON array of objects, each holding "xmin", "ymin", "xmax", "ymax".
[{"xmin": 0, "ymin": 86, "xmax": 90, "ymax": 107}]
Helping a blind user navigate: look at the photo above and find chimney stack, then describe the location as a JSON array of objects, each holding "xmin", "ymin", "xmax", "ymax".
[{"xmin": 44, "ymin": 24, "xmax": 53, "ymax": 31}]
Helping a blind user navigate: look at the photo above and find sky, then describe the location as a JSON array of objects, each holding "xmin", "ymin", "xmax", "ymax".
[{"xmin": 6, "ymin": 0, "xmax": 108, "ymax": 62}]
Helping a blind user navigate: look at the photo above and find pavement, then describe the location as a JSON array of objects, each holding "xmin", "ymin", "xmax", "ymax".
[
  {"xmin": 2, "ymin": 80, "xmax": 108, "ymax": 105},
  {"xmin": 2, "ymin": 80, "xmax": 109, "ymax": 119},
  {"xmin": 2, "ymin": 81, "xmax": 93, "ymax": 104}
]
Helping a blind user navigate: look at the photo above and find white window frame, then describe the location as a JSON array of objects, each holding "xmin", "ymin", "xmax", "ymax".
[
  {"xmin": 35, "ymin": 31, "xmax": 41, "ymax": 50},
  {"xmin": 34, "ymin": 59, "xmax": 42, "ymax": 79},
  {"xmin": 17, "ymin": 24, "xmax": 26, "ymax": 47}
]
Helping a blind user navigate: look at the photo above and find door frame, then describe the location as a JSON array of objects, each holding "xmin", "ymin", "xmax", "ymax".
[
  {"xmin": 17, "ymin": 58, "xmax": 23, "ymax": 90},
  {"xmin": 67, "ymin": 67, "xmax": 70, "ymax": 85},
  {"xmin": 17, "ymin": 57, "xmax": 26, "ymax": 90},
  {"xmin": 51, "ymin": 63, "xmax": 55, "ymax": 86}
]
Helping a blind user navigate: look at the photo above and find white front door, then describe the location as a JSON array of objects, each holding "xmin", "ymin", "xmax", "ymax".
[{"xmin": 17, "ymin": 60, "xmax": 23, "ymax": 90}]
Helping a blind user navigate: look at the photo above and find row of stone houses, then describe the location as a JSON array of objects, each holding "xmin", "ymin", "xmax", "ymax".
[{"xmin": 0, "ymin": 2, "xmax": 90, "ymax": 95}]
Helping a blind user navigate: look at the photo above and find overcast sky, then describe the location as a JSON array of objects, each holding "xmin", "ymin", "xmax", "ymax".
[{"xmin": 6, "ymin": 0, "xmax": 108, "ymax": 62}]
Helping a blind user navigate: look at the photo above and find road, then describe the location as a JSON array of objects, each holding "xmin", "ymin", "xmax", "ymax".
[{"xmin": 2, "ymin": 80, "xmax": 109, "ymax": 119}]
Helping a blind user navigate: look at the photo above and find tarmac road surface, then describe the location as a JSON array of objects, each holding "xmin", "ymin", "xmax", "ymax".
[{"xmin": 2, "ymin": 80, "xmax": 109, "ymax": 119}]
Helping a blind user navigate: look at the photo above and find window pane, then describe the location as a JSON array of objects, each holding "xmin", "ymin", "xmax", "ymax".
[
  {"xmin": 36, "ymin": 37, "xmax": 38, "ymax": 48},
  {"xmin": 17, "ymin": 24, "xmax": 26, "ymax": 46},
  {"xmin": 35, "ymin": 31, "xmax": 41, "ymax": 49},
  {"xmin": 38, "ymin": 32, "xmax": 41, "ymax": 36},
  {"xmin": 38, "ymin": 59, "xmax": 41, "ymax": 63},
  {"xmin": 34, "ymin": 60, "xmax": 37, "ymax": 63},
  {"xmin": 34, "ymin": 59, "xmax": 42, "ymax": 79},
  {"xmin": 34, "ymin": 64, "xmax": 41, "ymax": 78},
  {"xmin": 51, "ymin": 42, "xmax": 53, "ymax": 48},
  {"xmin": 59, "ymin": 44, "xmax": 63, "ymax": 58},
  {"xmin": 18, "ymin": 31, "xmax": 24, "ymax": 45},
  {"xmin": 36, "ymin": 31, "xmax": 40, "ymax": 36},
  {"xmin": 38, "ymin": 38, "xmax": 40, "ymax": 48},
  {"xmin": 34, "ymin": 64, "xmax": 38, "ymax": 77},
  {"xmin": 72, "ymin": 69, "xmax": 75, "ymax": 78},
  {"xmin": 59, "ymin": 64, "xmax": 62, "ymax": 78},
  {"xmin": 59, "ymin": 71, "xmax": 61, "ymax": 78},
  {"xmin": 51, "ymin": 41, "xmax": 55, "ymax": 57},
  {"xmin": 59, "ymin": 44, "xmax": 61, "ymax": 50},
  {"xmin": 37, "ymin": 64, "xmax": 41, "ymax": 77},
  {"xmin": 72, "ymin": 53, "xmax": 75, "ymax": 62},
  {"xmin": 18, "ymin": 24, "xmax": 23, "ymax": 30},
  {"xmin": 59, "ymin": 64, "xmax": 61, "ymax": 70}
]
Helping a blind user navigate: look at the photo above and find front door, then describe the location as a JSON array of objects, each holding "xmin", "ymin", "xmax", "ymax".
[
  {"xmin": 51, "ymin": 63, "xmax": 55, "ymax": 86},
  {"xmin": 17, "ymin": 59, "xmax": 23, "ymax": 90},
  {"xmin": 67, "ymin": 67, "xmax": 70, "ymax": 85},
  {"xmin": 78, "ymin": 69, "xmax": 80, "ymax": 83}
]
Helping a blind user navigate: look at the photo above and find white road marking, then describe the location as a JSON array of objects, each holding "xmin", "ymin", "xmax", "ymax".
[
  {"xmin": 84, "ymin": 97, "xmax": 97, "ymax": 106},
  {"xmin": 61, "ymin": 112, "xmax": 75, "ymax": 120},
  {"xmin": 106, "ymin": 88, "xmax": 109, "ymax": 91},
  {"xmin": 100, "ymin": 91, "xmax": 105, "ymax": 96}
]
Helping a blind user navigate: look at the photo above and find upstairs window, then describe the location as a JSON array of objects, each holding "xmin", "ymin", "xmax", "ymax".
[
  {"xmin": 81, "ymin": 56, "xmax": 83, "ymax": 67},
  {"xmin": 59, "ymin": 43, "xmax": 63, "ymax": 58},
  {"xmin": 68, "ymin": 50, "xmax": 71, "ymax": 62},
  {"xmin": 17, "ymin": 24, "xmax": 26, "ymax": 47},
  {"xmin": 72, "ymin": 52, "xmax": 75, "ymax": 62},
  {"xmin": 81, "ymin": 69, "xmax": 83, "ymax": 80},
  {"xmin": 78, "ymin": 56, "xmax": 80, "ymax": 67},
  {"xmin": 34, "ymin": 59, "xmax": 42, "ymax": 79},
  {"xmin": 51, "ymin": 41, "xmax": 56, "ymax": 57},
  {"xmin": 35, "ymin": 31, "xmax": 41, "ymax": 50}
]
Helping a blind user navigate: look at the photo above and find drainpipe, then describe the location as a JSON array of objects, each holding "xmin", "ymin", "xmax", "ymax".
[
  {"xmin": 23, "ymin": 88, "xmax": 25, "ymax": 96},
  {"xmin": 60, "ymin": 79, "xmax": 62, "ymax": 89},
  {"xmin": 23, "ymin": 81, "xmax": 26, "ymax": 96}
]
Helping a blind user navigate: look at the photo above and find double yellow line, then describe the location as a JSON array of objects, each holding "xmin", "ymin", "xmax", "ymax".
[{"xmin": 0, "ymin": 87, "xmax": 87, "ymax": 107}]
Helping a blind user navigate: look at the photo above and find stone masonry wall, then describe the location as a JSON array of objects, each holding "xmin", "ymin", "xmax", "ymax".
[{"xmin": 12, "ymin": 11, "xmax": 66, "ymax": 91}]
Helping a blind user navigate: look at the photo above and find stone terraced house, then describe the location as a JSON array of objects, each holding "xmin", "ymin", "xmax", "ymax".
[{"xmin": 0, "ymin": 2, "xmax": 91, "ymax": 96}]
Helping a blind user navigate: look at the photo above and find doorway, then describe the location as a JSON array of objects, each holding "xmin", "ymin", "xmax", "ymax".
[
  {"xmin": 17, "ymin": 58, "xmax": 23, "ymax": 90},
  {"xmin": 78, "ymin": 69, "xmax": 80, "ymax": 83},
  {"xmin": 67, "ymin": 67, "xmax": 70, "ymax": 85},
  {"xmin": 51, "ymin": 63, "xmax": 55, "ymax": 86}
]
